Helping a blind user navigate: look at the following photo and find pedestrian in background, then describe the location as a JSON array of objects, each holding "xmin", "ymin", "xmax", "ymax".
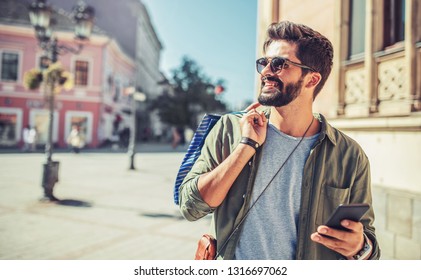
[
  {"xmin": 179, "ymin": 21, "xmax": 380, "ymax": 260},
  {"xmin": 67, "ymin": 125, "xmax": 85, "ymax": 153},
  {"xmin": 28, "ymin": 126, "xmax": 37, "ymax": 151},
  {"xmin": 22, "ymin": 125, "xmax": 37, "ymax": 152},
  {"xmin": 22, "ymin": 125, "xmax": 30, "ymax": 151},
  {"xmin": 171, "ymin": 126, "xmax": 184, "ymax": 149}
]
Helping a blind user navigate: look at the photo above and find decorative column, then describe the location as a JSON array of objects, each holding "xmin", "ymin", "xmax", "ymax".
[
  {"xmin": 365, "ymin": 0, "xmax": 377, "ymax": 114},
  {"xmin": 405, "ymin": 0, "xmax": 419, "ymax": 111}
]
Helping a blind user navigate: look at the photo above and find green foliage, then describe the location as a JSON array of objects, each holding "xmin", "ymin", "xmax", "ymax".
[{"xmin": 151, "ymin": 56, "xmax": 227, "ymax": 129}]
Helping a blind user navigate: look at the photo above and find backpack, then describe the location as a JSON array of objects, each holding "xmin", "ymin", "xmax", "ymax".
[{"xmin": 173, "ymin": 113, "xmax": 221, "ymax": 205}]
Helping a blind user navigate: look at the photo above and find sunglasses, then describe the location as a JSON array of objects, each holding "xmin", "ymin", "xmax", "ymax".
[{"xmin": 256, "ymin": 57, "xmax": 316, "ymax": 74}]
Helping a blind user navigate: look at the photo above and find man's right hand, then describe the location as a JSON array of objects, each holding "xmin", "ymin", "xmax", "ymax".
[
  {"xmin": 240, "ymin": 102, "xmax": 268, "ymax": 146},
  {"xmin": 197, "ymin": 102, "xmax": 267, "ymax": 207}
]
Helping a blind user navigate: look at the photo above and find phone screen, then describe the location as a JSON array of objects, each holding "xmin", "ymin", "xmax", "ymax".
[{"xmin": 324, "ymin": 203, "xmax": 369, "ymax": 231}]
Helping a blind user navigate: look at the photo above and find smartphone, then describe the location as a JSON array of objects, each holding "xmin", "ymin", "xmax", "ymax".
[{"xmin": 324, "ymin": 203, "xmax": 370, "ymax": 231}]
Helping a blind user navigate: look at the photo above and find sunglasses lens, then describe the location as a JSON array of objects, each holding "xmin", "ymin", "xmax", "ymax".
[
  {"xmin": 256, "ymin": 57, "xmax": 286, "ymax": 73},
  {"xmin": 271, "ymin": 57, "xmax": 285, "ymax": 71},
  {"xmin": 256, "ymin": 58, "xmax": 268, "ymax": 73}
]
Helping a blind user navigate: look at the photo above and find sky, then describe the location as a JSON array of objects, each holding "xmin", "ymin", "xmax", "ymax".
[{"xmin": 141, "ymin": 0, "xmax": 259, "ymax": 110}]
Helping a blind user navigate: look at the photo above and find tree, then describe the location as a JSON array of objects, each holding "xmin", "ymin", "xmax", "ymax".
[{"xmin": 151, "ymin": 56, "xmax": 227, "ymax": 130}]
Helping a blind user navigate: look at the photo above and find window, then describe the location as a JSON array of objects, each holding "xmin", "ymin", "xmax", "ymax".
[
  {"xmin": 31, "ymin": 110, "xmax": 59, "ymax": 144},
  {"xmin": 39, "ymin": 55, "xmax": 50, "ymax": 70},
  {"xmin": 74, "ymin": 60, "xmax": 89, "ymax": 86},
  {"xmin": 348, "ymin": 0, "xmax": 366, "ymax": 59},
  {"xmin": 0, "ymin": 112, "xmax": 17, "ymax": 146},
  {"xmin": 383, "ymin": 0, "xmax": 405, "ymax": 49},
  {"xmin": 1, "ymin": 52, "xmax": 19, "ymax": 81},
  {"xmin": 65, "ymin": 111, "xmax": 93, "ymax": 145},
  {"xmin": 69, "ymin": 116, "xmax": 88, "ymax": 138}
]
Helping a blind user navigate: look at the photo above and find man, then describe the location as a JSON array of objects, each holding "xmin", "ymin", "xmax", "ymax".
[
  {"xmin": 179, "ymin": 21, "xmax": 380, "ymax": 260},
  {"xmin": 22, "ymin": 125, "xmax": 30, "ymax": 152}
]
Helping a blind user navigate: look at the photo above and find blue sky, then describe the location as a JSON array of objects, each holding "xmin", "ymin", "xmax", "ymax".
[{"xmin": 142, "ymin": 0, "xmax": 258, "ymax": 110}]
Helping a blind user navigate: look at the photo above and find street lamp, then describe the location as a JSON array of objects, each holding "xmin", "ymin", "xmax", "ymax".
[
  {"xmin": 28, "ymin": 0, "xmax": 95, "ymax": 201},
  {"xmin": 125, "ymin": 86, "xmax": 146, "ymax": 170}
]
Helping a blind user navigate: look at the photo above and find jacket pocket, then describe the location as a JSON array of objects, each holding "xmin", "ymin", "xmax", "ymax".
[{"xmin": 315, "ymin": 186, "xmax": 350, "ymax": 227}]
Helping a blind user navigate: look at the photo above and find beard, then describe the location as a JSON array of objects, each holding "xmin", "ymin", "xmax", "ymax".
[{"xmin": 258, "ymin": 76, "xmax": 304, "ymax": 107}]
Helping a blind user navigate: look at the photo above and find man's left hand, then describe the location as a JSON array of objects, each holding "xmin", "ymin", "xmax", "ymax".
[{"xmin": 310, "ymin": 220, "xmax": 367, "ymax": 259}]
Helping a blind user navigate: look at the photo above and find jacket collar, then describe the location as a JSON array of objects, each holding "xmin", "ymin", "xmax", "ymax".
[
  {"xmin": 260, "ymin": 106, "xmax": 337, "ymax": 146},
  {"xmin": 315, "ymin": 113, "xmax": 337, "ymax": 146}
]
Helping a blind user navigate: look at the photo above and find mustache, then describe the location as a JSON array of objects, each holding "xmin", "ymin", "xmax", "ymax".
[{"xmin": 261, "ymin": 75, "xmax": 283, "ymax": 85}]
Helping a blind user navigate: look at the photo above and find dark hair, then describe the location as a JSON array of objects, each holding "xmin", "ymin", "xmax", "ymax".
[{"xmin": 263, "ymin": 21, "xmax": 334, "ymax": 98}]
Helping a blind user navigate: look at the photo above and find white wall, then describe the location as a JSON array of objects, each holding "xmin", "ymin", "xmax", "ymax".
[{"xmin": 343, "ymin": 130, "xmax": 421, "ymax": 195}]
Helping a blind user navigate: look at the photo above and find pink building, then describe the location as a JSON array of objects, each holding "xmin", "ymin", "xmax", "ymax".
[{"xmin": 0, "ymin": 2, "xmax": 136, "ymax": 148}]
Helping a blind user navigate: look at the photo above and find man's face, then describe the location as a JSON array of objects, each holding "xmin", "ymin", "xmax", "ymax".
[
  {"xmin": 258, "ymin": 75, "xmax": 304, "ymax": 107},
  {"xmin": 257, "ymin": 41, "xmax": 306, "ymax": 107}
]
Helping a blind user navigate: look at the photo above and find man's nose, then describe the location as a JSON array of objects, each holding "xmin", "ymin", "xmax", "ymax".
[
  {"xmin": 260, "ymin": 62, "xmax": 277, "ymax": 76},
  {"xmin": 261, "ymin": 63, "xmax": 282, "ymax": 76}
]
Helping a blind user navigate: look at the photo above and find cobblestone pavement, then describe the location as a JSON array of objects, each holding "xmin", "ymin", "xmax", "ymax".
[{"xmin": 0, "ymin": 149, "xmax": 211, "ymax": 260}]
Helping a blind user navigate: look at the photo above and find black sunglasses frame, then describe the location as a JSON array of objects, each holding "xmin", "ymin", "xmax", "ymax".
[{"xmin": 256, "ymin": 57, "xmax": 316, "ymax": 74}]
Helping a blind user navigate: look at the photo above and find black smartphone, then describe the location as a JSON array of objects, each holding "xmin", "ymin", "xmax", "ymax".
[{"xmin": 324, "ymin": 203, "xmax": 370, "ymax": 231}]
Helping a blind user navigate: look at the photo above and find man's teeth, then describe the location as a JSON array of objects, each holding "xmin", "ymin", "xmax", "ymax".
[{"xmin": 265, "ymin": 81, "xmax": 278, "ymax": 86}]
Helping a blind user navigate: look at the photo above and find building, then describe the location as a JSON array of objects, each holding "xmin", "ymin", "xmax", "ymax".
[
  {"xmin": 0, "ymin": 0, "xmax": 165, "ymax": 148},
  {"xmin": 256, "ymin": 0, "xmax": 421, "ymax": 259},
  {"xmin": 50, "ymin": 0, "xmax": 166, "ymax": 141}
]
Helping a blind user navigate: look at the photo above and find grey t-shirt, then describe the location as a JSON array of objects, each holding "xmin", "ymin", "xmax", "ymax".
[{"xmin": 235, "ymin": 123, "xmax": 319, "ymax": 260}]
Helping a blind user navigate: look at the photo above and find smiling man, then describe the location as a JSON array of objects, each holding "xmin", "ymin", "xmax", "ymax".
[{"xmin": 179, "ymin": 21, "xmax": 380, "ymax": 260}]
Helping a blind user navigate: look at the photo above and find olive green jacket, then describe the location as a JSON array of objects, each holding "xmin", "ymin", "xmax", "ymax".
[{"xmin": 179, "ymin": 110, "xmax": 380, "ymax": 260}]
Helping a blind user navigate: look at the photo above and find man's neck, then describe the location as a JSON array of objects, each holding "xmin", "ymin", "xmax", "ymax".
[{"xmin": 269, "ymin": 105, "xmax": 319, "ymax": 137}]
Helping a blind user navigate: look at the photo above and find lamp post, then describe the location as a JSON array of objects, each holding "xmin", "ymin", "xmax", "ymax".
[
  {"xmin": 125, "ymin": 87, "xmax": 146, "ymax": 170},
  {"xmin": 28, "ymin": 0, "xmax": 95, "ymax": 201}
]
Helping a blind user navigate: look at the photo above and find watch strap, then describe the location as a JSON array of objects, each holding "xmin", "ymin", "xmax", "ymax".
[
  {"xmin": 240, "ymin": 137, "xmax": 260, "ymax": 151},
  {"xmin": 352, "ymin": 233, "xmax": 372, "ymax": 260}
]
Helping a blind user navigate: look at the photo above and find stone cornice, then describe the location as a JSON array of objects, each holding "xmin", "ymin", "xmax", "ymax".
[{"xmin": 329, "ymin": 114, "xmax": 421, "ymax": 131}]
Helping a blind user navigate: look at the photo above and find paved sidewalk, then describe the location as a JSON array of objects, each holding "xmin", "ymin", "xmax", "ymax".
[{"xmin": 0, "ymin": 150, "xmax": 211, "ymax": 260}]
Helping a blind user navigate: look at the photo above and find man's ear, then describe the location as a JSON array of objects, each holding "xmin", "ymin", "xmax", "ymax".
[{"xmin": 305, "ymin": 73, "xmax": 322, "ymax": 88}]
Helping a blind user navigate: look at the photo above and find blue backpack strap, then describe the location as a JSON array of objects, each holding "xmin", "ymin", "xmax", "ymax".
[{"xmin": 173, "ymin": 111, "xmax": 246, "ymax": 205}]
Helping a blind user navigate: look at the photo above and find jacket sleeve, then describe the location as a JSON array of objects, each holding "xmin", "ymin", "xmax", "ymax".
[
  {"xmin": 351, "ymin": 151, "xmax": 381, "ymax": 260},
  {"xmin": 178, "ymin": 116, "xmax": 229, "ymax": 221}
]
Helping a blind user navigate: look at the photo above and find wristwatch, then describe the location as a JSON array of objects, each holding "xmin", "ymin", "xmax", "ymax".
[{"xmin": 352, "ymin": 233, "xmax": 372, "ymax": 260}]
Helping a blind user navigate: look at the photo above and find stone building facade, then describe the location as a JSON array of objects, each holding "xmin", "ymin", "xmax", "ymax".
[{"xmin": 257, "ymin": 0, "xmax": 421, "ymax": 259}]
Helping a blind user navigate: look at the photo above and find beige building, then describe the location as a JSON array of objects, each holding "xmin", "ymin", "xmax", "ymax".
[{"xmin": 257, "ymin": 0, "xmax": 421, "ymax": 259}]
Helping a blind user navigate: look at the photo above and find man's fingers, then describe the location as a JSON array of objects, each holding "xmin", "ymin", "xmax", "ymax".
[{"xmin": 244, "ymin": 102, "xmax": 261, "ymax": 112}]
